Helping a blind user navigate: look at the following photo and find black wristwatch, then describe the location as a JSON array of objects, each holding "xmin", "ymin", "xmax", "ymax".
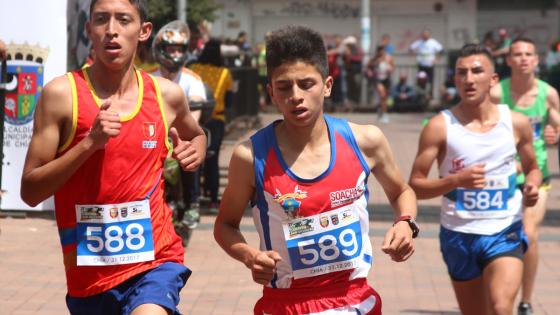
[{"xmin": 393, "ymin": 215, "xmax": 420, "ymax": 238}]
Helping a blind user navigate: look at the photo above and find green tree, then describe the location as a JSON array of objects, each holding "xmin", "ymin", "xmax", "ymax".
[
  {"xmin": 147, "ymin": 0, "xmax": 175, "ymax": 34},
  {"xmin": 147, "ymin": 0, "xmax": 220, "ymax": 33},
  {"xmin": 186, "ymin": 0, "xmax": 220, "ymax": 24}
]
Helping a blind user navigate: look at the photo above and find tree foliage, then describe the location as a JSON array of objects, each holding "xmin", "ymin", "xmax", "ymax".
[
  {"xmin": 186, "ymin": 0, "xmax": 221, "ymax": 24},
  {"xmin": 147, "ymin": 0, "xmax": 220, "ymax": 33}
]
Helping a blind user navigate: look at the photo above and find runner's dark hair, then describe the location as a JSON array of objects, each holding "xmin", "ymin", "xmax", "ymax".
[
  {"xmin": 458, "ymin": 43, "xmax": 494, "ymax": 67},
  {"xmin": 90, "ymin": 0, "xmax": 148, "ymax": 22},
  {"xmin": 266, "ymin": 26, "xmax": 329, "ymax": 79}
]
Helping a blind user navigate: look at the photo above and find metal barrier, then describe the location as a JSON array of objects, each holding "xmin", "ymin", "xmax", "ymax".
[{"xmin": 226, "ymin": 67, "xmax": 260, "ymax": 128}]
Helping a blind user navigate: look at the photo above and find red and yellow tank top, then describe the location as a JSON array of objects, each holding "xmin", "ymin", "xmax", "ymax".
[{"xmin": 54, "ymin": 68, "xmax": 184, "ymax": 297}]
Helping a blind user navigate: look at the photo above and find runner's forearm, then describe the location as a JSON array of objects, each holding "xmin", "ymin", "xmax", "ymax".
[
  {"xmin": 214, "ymin": 221, "xmax": 260, "ymax": 268},
  {"xmin": 21, "ymin": 137, "xmax": 99, "ymax": 206},
  {"xmin": 409, "ymin": 175, "xmax": 458, "ymax": 200}
]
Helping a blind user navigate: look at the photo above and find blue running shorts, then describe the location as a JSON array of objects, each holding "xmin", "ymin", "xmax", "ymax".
[
  {"xmin": 66, "ymin": 262, "xmax": 191, "ymax": 315},
  {"xmin": 439, "ymin": 220, "xmax": 527, "ymax": 281}
]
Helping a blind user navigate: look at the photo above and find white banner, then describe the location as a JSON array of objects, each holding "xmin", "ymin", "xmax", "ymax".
[{"xmin": 0, "ymin": 0, "xmax": 68, "ymax": 211}]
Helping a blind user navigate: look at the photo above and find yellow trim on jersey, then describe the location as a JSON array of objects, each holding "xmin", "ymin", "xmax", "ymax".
[
  {"xmin": 81, "ymin": 68, "xmax": 144, "ymax": 122},
  {"xmin": 58, "ymin": 73, "xmax": 78, "ymax": 153},
  {"xmin": 149, "ymin": 74, "xmax": 171, "ymax": 151}
]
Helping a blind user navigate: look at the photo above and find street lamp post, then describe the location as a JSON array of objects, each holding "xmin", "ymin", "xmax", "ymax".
[
  {"xmin": 359, "ymin": 0, "xmax": 371, "ymax": 108},
  {"xmin": 177, "ymin": 0, "xmax": 187, "ymax": 22}
]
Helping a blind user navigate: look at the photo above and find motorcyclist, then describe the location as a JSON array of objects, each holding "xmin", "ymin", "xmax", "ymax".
[{"xmin": 152, "ymin": 20, "xmax": 207, "ymax": 233}]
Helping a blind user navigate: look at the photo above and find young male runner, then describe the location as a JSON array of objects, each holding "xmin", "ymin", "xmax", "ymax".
[
  {"xmin": 410, "ymin": 43, "xmax": 541, "ymax": 315},
  {"xmin": 20, "ymin": 1, "xmax": 206, "ymax": 314},
  {"xmin": 214, "ymin": 26, "xmax": 418, "ymax": 314},
  {"xmin": 490, "ymin": 37, "xmax": 560, "ymax": 315}
]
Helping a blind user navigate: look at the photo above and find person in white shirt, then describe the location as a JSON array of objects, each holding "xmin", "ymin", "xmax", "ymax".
[{"xmin": 409, "ymin": 29, "xmax": 444, "ymax": 96}]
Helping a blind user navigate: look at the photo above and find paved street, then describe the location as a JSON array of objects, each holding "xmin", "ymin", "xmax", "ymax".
[{"xmin": 1, "ymin": 112, "xmax": 559, "ymax": 314}]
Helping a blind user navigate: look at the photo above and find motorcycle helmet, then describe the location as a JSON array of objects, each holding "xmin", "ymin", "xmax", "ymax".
[{"xmin": 153, "ymin": 20, "xmax": 190, "ymax": 72}]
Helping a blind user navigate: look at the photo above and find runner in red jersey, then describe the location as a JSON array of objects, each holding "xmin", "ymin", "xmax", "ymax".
[
  {"xmin": 20, "ymin": 1, "xmax": 206, "ymax": 314},
  {"xmin": 214, "ymin": 26, "xmax": 418, "ymax": 315}
]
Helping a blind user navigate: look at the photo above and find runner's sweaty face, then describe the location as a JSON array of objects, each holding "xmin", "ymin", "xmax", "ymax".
[
  {"xmin": 87, "ymin": 0, "xmax": 152, "ymax": 69},
  {"xmin": 507, "ymin": 41, "xmax": 539, "ymax": 76},
  {"xmin": 268, "ymin": 61, "xmax": 332, "ymax": 127},
  {"xmin": 455, "ymin": 54, "xmax": 498, "ymax": 105}
]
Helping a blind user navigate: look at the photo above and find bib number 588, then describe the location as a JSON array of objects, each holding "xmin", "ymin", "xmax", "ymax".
[{"xmin": 86, "ymin": 224, "xmax": 146, "ymax": 253}]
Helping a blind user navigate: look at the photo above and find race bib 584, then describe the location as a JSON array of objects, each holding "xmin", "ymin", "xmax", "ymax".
[{"xmin": 456, "ymin": 176, "xmax": 509, "ymax": 211}]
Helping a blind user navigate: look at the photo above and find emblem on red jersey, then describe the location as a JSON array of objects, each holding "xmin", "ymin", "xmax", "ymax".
[
  {"xmin": 143, "ymin": 122, "xmax": 156, "ymax": 139},
  {"xmin": 273, "ymin": 185, "xmax": 308, "ymax": 219},
  {"xmin": 121, "ymin": 207, "xmax": 128, "ymax": 218},
  {"xmin": 320, "ymin": 216, "xmax": 329, "ymax": 228},
  {"xmin": 331, "ymin": 214, "xmax": 339, "ymax": 225},
  {"xmin": 451, "ymin": 158, "xmax": 465, "ymax": 173},
  {"xmin": 109, "ymin": 207, "xmax": 118, "ymax": 219}
]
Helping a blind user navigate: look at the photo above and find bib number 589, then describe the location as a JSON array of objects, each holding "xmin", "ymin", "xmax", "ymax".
[
  {"xmin": 298, "ymin": 229, "xmax": 358, "ymax": 266},
  {"xmin": 86, "ymin": 224, "xmax": 146, "ymax": 253}
]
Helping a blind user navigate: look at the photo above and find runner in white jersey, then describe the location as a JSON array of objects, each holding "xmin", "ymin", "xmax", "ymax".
[
  {"xmin": 409, "ymin": 44, "xmax": 541, "ymax": 315},
  {"xmin": 152, "ymin": 20, "xmax": 207, "ymax": 231}
]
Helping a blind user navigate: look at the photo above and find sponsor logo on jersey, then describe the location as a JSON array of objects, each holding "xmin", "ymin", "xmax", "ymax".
[
  {"xmin": 130, "ymin": 206, "xmax": 144, "ymax": 216},
  {"xmin": 450, "ymin": 158, "xmax": 465, "ymax": 174},
  {"xmin": 121, "ymin": 207, "xmax": 128, "ymax": 218},
  {"xmin": 288, "ymin": 218, "xmax": 314, "ymax": 237},
  {"xmin": 341, "ymin": 209, "xmax": 354, "ymax": 222},
  {"xmin": 109, "ymin": 207, "xmax": 118, "ymax": 219},
  {"xmin": 320, "ymin": 216, "xmax": 329, "ymax": 228},
  {"xmin": 80, "ymin": 206, "xmax": 103, "ymax": 220},
  {"xmin": 142, "ymin": 140, "xmax": 157, "ymax": 149},
  {"xmin": 273, "ymin": 185, "xmax": 308, "ymax": 219},
  {"xmin": 331, "ymin": 214, "xmax": 339, "ymax": 225},
  {"xmin": 329, "ymin": 183, "xmax": 365, "ymax": 208}
]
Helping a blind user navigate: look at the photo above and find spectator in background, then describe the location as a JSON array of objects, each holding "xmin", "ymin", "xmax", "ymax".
[
  {"xmin": 415, "ymin": 71, "xmax": 432, "ymax": 111},
  {"xmin": 440, "ymin": 69, "xmax": 459, "ymax": 109},
  {"xmin": 380, "ymin": 33, "xmax": 394, "ymax": 55},
  {"xmin": 343, "ymin": 35, "xmax": 364, "ymax": 106},
  {"xmin": 391, "ymin": 72, "xmax": 416, "ymax": 112},
  {"xmin": 367, "ymin": 45, "xmax": 394, "ymax": 123},
  {"xmin": 190, "ymin": 39, "xmax": 234, "ymax": 213},
  {"xmin": 327, "ymin": 35, "xmax": 349, "ymax": 111},
  {"xmin": 409, "ymin": 29, "xmax": 444, "ymax": 96},
  {"xmin": 546, "ymin": 40, "xmax": 560, "ymax": 93},
  {"xmin": 482, "ymin": 31, "xmax": 496, "ymax": 53},
  {"xmin": 236, "ymin": 31, "xmax": 252, "ymax": 67},
  {"xmin": 492, "ymin": 27, "xmax": 512, "ymax": 79},
  {"xmin": 256, "ymin": 32, "xmax": 272, "ymax": 108}
]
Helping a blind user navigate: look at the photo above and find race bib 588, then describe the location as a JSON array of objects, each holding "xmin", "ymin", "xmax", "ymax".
[{"xmin": 75, "ymin": 200, "xmax": 155, "ymax": 266}]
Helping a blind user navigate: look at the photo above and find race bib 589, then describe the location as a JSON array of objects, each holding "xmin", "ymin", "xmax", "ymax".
[{"xmin": 283, "ymin": 206, "xmax": 364, "ymax": 279}]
